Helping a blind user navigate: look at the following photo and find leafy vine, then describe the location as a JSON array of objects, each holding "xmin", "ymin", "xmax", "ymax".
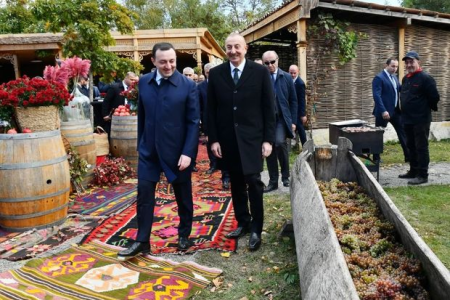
[{"xmin": 306, "ymin": 13, "xmax": 366, "ymax": 129}]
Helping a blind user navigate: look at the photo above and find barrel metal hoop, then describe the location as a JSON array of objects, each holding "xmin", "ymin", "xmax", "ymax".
[
  {"xmin": 0, "ymin": 203, "xmax": 69, "ymax": 220},
  {"xmin": 0, "ymin": 187, "xmax": 70, "ymax": 203},
  {"xmin": 110, "ymin": 128, "xmax": 137, "ymax": 132},
  {"xmin": 63, "ymin": 132, "xmax": 93, "ymax": 138},
  {"xmin": 0, "ymin": 130, "xmax": 61, "ymax": 140},
  {"xmin": 110, "ymin": 137, "xmax": 137, "ymax": 140},
  {"xmin": 0, "ymin": 155, "xmax": 68, "ymax": 170},
  {"xmin": 71, "ymin": 140, "xmax": 95, "ymax": 147},
  {"xmin": 0, "ymin": 217, "xmax": 66, "ymax": 232}
]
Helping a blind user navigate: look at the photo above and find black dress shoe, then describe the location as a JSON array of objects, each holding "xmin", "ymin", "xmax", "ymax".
[
  {"xmin": 226, "ymin": 226, "xmax": 250, "ymax": 239},
  {"xmin": 178, "ymin": 236, "xmax": 191, "ymax": 250},
  {"xmin": 399, "ymin": 171, "xmax": 416, "ymax": 179},
  {"xmin": 222, "ymin": 179, "xmax": 230, "ymax": 190},
  {"xmin": 206, "ymin": 167, "xmax": 216, "ymax": 175},
  {"xmin": 248, "ymin": 232, "xmax": 261, "ymax": 251},
  {"xmin": 263, "ymin": 183, "xmax": 278, "ymax": 193},
  {"xmin": 282, "ymin": 179, "xmax": 290, "ymax": 187},
  {"xmin": 117, "ymin": 242, "xmax": 150, "ymax": 260},
  {"xmin": 408, "ymin": 176, "xmax": 428, "ymax": 185}
]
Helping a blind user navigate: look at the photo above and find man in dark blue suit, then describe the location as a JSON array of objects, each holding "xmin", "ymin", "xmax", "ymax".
[
  {"xmin": 289, "ymin": 64, "xmax": 307, "ymax": 146},
  {"xmin": 262, "ymin": 51, "xmax": 298, "ymax": 192},
  {"xmin": 372, "ymin": 57, "xmax": 409, "ymax": 162},
  {"xmin": 118, "ymin": 42, "xmax": 200, "ymax": 260},
  {"xmin": 198, "ymin": 63, "xmax": 230, "ymax": 189}
]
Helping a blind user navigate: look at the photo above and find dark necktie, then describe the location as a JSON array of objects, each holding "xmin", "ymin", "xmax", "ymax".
[{"xmin": 233, "ymin": 68, "xmax": 239, "ymax": 85}]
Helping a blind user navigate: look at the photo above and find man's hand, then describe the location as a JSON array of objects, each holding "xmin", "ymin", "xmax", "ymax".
[
  {"xmin": 301, "ymin": 116, "xmax": 307, "ymax": 125},
  {"xmin": 382, "ymin": 111, "xmax": 390, "ymax": 120},
  {"xmin": 292, "ymin": 124, "xmax": 296, "ymax": 132},
  {"xmin": 103, "ymin": 116, "xmax": 111, "ymax": 121},
  {"xmin": 262, "ymin": 142, "xmax": 272, "ymax": 158},
  {"xmin": 178, "ymin": 155, "xmax": 192, "ymax": 171},
  {"xmin": 211, "ymin": 142, "xmax": 222, "ymax": 158}
]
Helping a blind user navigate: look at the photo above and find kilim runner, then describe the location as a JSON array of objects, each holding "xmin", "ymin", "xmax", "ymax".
[
  {"xmin": 0, "ymin": 216, "xmax": 100, "ymax": 261},
  {"xmin": 69, "ymin": 181, "xmax": 137, "ymax": 216},
  {"xmin": 0, "ymin": 240, "xmax": 222, "ymax": 300},
  {"xmin": 82, "ymin": 144, "xmax": 238, "ymax": 254}
]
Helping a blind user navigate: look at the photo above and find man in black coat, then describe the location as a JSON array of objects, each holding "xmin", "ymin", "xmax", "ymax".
[
  {"xmin": 102, "ymin": 72, "xmax": 138, "ymax": 135},
  {"xmin": 398, "ymin": 51, "xmax": 440, "ymax": 185},
  {"xmin": 207, "ymin": 33, "xmax": 276, "ymax": 251},
  {"xmin": 262, "ymin": 51, "xmax": 297, "ymax": 193},
  {"xmin": 289, "ymin": 64, "xmax": 307, "ymax": 146}
]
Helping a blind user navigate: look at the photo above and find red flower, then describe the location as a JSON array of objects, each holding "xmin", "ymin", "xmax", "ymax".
[{"xmin": 0, "ymin": 76, "xmax": 71, "ymax": 110}]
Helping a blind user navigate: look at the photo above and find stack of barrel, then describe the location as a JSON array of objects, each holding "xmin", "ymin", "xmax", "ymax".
[
  {"xmin": 110, "ymin": 115, "xmax": 138, "ymax": 171},
  {"xmin": 0, "ymin": 130, "xmax": 70, "ymax": 231}
]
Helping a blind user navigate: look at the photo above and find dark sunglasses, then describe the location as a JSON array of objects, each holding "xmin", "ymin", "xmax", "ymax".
[{"xmin": 264, "ymin": 60, "xmax": 277, "ymax": 66}]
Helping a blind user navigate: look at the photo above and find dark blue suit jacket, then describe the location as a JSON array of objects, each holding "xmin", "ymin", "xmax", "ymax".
[
  {"xmin": 274, "ymin": 69, "xmax": 298, "ymax": 138},
  {"xmin": 137, "ymin": 70, "xmax": 200, "ymax": 183},
  {"xmin": 372, "ymin": 70, "xmax": 400, "ymax": 118},
  {"xmin": 197, "ymin": 80, "xmax": 208, "ymax": 132},
  {"xmin": 293, "ymin": 76, "xmax": 306, "ymax": 127}
]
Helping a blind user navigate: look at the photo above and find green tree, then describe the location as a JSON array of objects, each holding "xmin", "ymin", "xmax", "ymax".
[
  {"xmin": 402, "ymin": 0, "xmax": 450, "ymax": 13},
  {"xmin": 220, "ymin": 0, "xmax": 282, "ymax": 29},
  {"xmin": 31, "ymin": 0, "xmax": 142, "ymax": 81},
  {"xmin": 0, "ymin": 0, "xmax": 43, "ymax": 33},
  {"xmin": 123, "ymin": 0, "xmax": 231, "ymax": 46}
]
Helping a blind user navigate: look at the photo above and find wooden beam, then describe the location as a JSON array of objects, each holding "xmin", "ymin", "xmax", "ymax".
[
  {"xmin": 398, "ymin": 27, "xmax": 405, "ymax": 80},
  {"xmin": 297, "ymin": 20, "xmax": 307, "ymax": 84},
  {"xmin": 13, "ymin": 54, "xmax": 20, "ymax": 79},
  {"xmin": 318, "ymin": 2, "xmax": 450, "ymax": 25},
  {"xmin": 241, "ymin": 0, "xmax": 301, "ymax": 39}
]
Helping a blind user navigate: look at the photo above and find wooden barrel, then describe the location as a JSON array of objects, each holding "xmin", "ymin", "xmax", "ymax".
[
  {"xmin": 110, "ymin": 115, "xmax": 138, "ymax": 170},
  {"xmin": 0, "ymin": 130, "xmax": 70, "ymax": 231},
  {"xmin": 61, "ymin": 120, "xmax": 96, "ymax": 187}
]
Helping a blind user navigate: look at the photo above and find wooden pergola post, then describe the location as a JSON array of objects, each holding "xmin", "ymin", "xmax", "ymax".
[
  {"xmin": 297, "ymin": 19, "xmax": 307, "ymax": 84},
  {"xmin": 398, "ymin": 26, "xmax": 405, "ymax": 80}
]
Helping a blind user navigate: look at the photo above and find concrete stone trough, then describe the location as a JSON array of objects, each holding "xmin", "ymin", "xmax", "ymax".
[{"xmin": 290, "ymin": 138, "xmax": 450, "ymax": 299}]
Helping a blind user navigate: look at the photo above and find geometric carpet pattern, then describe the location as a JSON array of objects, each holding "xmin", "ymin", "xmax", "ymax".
[
  {"xmin": 0, "ymin": 240, "xmax": 222, "ymax": 300},
  {"xmin": 69, "ymin": 182, "xmax": 137, "ymax": 217},
  {"xmin": 81, "ymin": 144, "xmax": 238, "ymax": 254}
]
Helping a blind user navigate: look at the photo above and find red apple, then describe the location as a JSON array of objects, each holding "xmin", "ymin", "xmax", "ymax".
[
  {"xmin": 119, "ymin": 113, "xmax": 125, "ymax": 116},
  {"xmin": 131, "ymin": 112, "xmax": 136, "ymax": 116},
  {"xmin": 22, "ymin": 128, "xmax": 32, "ymax": 133},
  {"xmin": 113, "ymin": 112, "xmax": 119, "ymax": 116},
  {"xmin": 7, "ymin": 128, "xmax": 17, "ymax": 134}
]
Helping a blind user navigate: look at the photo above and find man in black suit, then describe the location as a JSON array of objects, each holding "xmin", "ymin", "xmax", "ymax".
[
  {"xmin": 102, "ymin": 72, "xmax": 138, "ymax": 135},
  {"xmin": 289, "ymin": 64, "xmax": 307, "ymax": 146},
  {"xmin": 207, "ymin": 32, "xmax": 276, "ymax": 251},
  {"xmin": 262, "ymin": 51, "xmax": 297, "ymax": 193},
  {"xmin": 198, "ymin": 63, "xmax": 230, "ymax": 189}
]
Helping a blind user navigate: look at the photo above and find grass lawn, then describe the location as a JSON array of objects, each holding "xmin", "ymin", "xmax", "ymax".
[
  {"xmin": 193, "ymin": 193, "xmax": 301, "ymax": 300},
  {"xmin": 384, "ymin": 185, "xmax": 450, "ymax": 269},
  {"xmin": 382, "ymin": 139, "xmax": 450, "ymax": 165}
]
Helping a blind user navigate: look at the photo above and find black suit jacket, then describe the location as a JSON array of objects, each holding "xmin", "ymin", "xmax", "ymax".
[
  {"xmin": 207, "ymin": 60, "xmax": 276, "ymax": 174},
  {"xmin": 294, "ymin": 76, "xmax": 306, "ymax": 127},
  {"xmin": 102, "ymin": 82, "xmax": 125, "ymax": 117}
]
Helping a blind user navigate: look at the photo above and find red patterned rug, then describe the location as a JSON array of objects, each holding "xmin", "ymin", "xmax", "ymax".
[
  {"xmin": 0, "ymin": 240, "xmax": 222, "ymax": 300},
  {"xmin": 82, "ymin": 144, "xmax": 238, "ymax": 254}
]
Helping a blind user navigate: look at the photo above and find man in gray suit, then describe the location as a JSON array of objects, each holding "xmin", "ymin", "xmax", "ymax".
[{"xmin": 262, "ymin": 51, "xmax": 297, "ymax": 192}]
